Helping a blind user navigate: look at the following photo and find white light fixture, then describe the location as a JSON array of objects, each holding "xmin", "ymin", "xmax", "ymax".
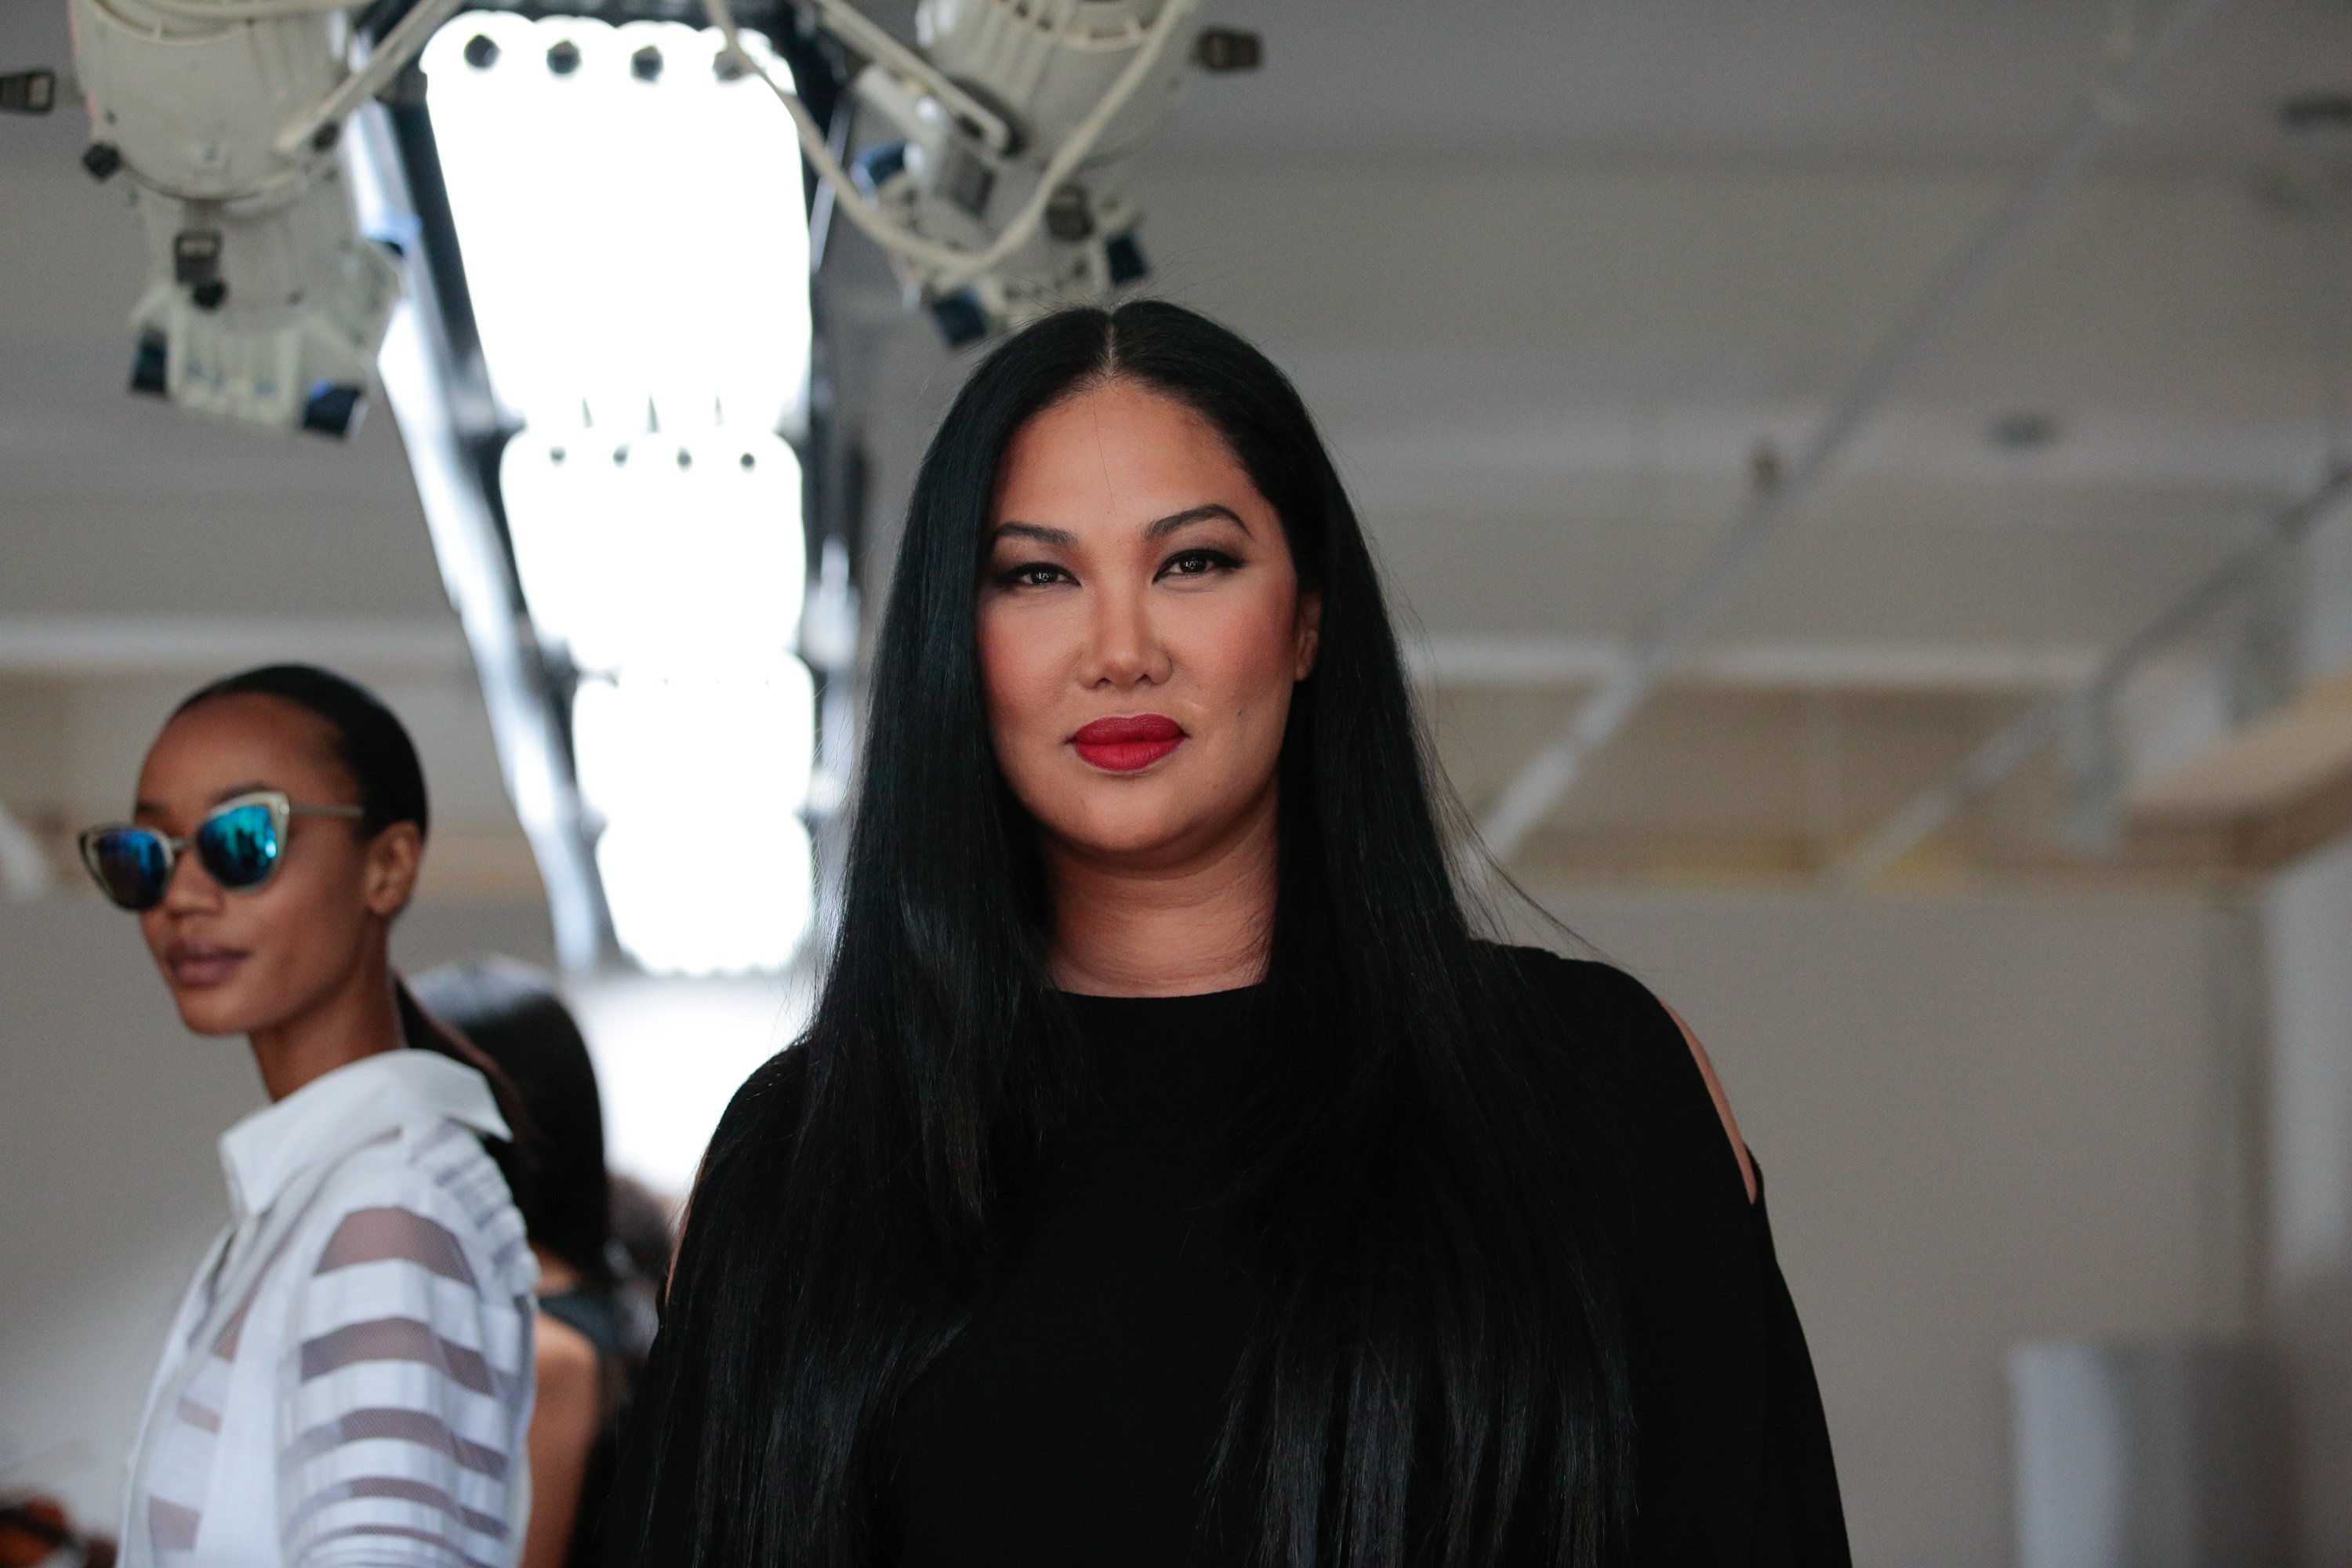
[
  {"xmin": 496, "ymin": 427, "xmax": 807, "ymax": 675},
  {"xmin": 422, "ymin": 13, "xmax": 810, "ymax": 435},
  {"xmin": 65, "ymin": 0, "xmax": 456, "ymax": 434},
  {"xmin": 423, "ymin": 13, "xmax": 817, "ymax": 976}
]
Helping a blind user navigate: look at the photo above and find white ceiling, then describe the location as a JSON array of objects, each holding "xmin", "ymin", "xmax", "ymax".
[
  {"xmin": 6, "ymin": 0, "xmax": 2352, "ymax": 880},
  {"xmin": 1161, "ymin": 0, "xmax": 2352, "ymax": 169}
]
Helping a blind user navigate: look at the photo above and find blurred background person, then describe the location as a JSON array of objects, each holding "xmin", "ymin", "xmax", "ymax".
[
  {"xmin": 82, "ymin": 664, "xmax": 535, "ymax": 1568},
  {"xmin": 412, "ymin": 956, "xmax": 665, "ymax": 1568},
  {"xmin": 0, "ymin": 1494, "xmax": 113, "ymax": 1568}
]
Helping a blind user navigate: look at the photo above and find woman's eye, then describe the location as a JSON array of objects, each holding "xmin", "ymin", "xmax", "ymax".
[
  {"xmin": 1161, "ymin": 550, "xmax": 1234, "ymax": 579},
  {"xmin": 1001, "ymin": 563, "xmax": 1069, "ymax": 588}
]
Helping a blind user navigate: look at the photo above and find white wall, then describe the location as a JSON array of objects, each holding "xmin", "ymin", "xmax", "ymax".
[
  {"xmin": 0, "ymin": 898, "xmax": 552, "ymax": 1535},
  {"xmin": 2263, "ymin": 835, "xmax": 2352, "ymax": 1566},
  {"xmin": 5, "ymin": 886, "xmax": 2236, "ymax": 1566},
  {"xmin": 1535, "ymin": 888, "xmax": 2228, "ymax": 1568}
]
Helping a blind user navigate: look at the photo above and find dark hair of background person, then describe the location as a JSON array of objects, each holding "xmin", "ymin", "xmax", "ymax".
[
  {"xmin": 605, "ymin": 1172, "xmax": 677, "ymax": 1301},
  {"xmin": 416, "ymin": 956, "xmax": 662, "ymax": 1568},
  {"xmin": 610, "ymin": 301, "xmax": 1632, "ymax": 1568},
  {"xmin": 172, "ymin": 664, "xmax": 533, "ymax": 1196},
  {"xmin": 412, "ymin": 956, "xmax": 615, "ymax": 1289}
]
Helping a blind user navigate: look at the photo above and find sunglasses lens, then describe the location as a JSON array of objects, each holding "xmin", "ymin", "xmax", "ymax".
[
  {"xmin": 86, "ymin": 829, "xmax": 171, "ymax": 910},
  {"xmin": 196, "ymin": 802, "xmax": 281, "ymax": 891}
]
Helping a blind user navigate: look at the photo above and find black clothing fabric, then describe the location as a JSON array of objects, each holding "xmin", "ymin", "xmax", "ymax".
[
  {"xmin": 887, "ymin": 987, "xmax": 1256, "ymax": 1567},
  {"xmin": 884, "ymin": 949, "xmax": 1850, "ymax": 1567},
  {"xmin": 543, "ymin": 1285, "xmax": 629, "ymax": 1358}
]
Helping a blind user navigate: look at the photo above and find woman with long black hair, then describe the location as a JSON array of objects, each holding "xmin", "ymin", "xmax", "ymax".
[{"xmin": 610, "ymin": 301, "xmax": 1848, "ymax": 1567}]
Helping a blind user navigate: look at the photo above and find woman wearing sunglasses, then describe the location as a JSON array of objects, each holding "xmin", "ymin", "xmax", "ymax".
[
  {"xmin": 612, "ymin": 301, "xmax": 1849, "ymax": 1568},
  {"xmin": 86, "ymin": 664, "xmax": 537, "ymax": 1568}
]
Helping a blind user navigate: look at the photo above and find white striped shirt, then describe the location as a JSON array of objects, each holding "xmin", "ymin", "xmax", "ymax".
[{"xmin": 121, "ymin": 1049, "xmax": 537, "ymax": 1568}]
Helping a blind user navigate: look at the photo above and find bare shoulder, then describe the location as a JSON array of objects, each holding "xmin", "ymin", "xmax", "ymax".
[
  {"xmin": 523, "ymin": 1310, "xmax": 602, "ymax": 1568},
  {"xmin": 534, "ymin": 1311, "xmax": 601, "ymax": 1416},
  {"xmin": 1657, "ymin": 1001, "xmax": 1759, "ymax": 1205}
]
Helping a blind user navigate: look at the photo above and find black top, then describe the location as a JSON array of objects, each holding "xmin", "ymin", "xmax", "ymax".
[{"xmin": 884, "ymin": 949, "xmax": 1849, "ymax": 1566}]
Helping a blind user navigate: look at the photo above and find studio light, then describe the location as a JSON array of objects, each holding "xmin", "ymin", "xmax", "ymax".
[
  {"xmin": 78, "ymin": 0, "xmax": 1242, "ymax": 977},
  {"xmin": 66, "ymin": 0, "xmax": 465, "ymax": 435},
  {"xmin": 710, "ymin": 0, "xmax": 1258, "ymax": 343},
  {"xmin": 423, "ymin": 13, "xmax": 817, "ymax": 976}
]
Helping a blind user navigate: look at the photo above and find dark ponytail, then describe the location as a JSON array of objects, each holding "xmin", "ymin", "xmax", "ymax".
[
  {"xmin": 394, "ymin": 974, "xmax": 537, "ymax": 1203},
  {"xmin": 176, "ymin": 663, "xmax": 537, "ymax": 1200},
  {"xmin": 412, "ymin": 955, "xmax": 612, "ymax": 1289}
]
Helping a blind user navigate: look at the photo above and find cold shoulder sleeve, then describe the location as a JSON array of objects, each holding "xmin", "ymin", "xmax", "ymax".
[{"xmin": 1493, "ymin": 946, "xmax": 1852, "ymax": 1568}]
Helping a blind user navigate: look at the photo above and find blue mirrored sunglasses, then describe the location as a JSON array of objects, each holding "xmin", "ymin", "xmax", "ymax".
[{"xmin": 78, "ymin": 790, "xmax": 365, "ymax": 911}]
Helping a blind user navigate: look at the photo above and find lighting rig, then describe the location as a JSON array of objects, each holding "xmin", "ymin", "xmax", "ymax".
[
  {"xmin": 59, "ymin": 0, "xmax": 1258, "ymax": 427},
  {"xmin": 40, "ymin": 0, "xmax": 1257, "ymax": 973}
]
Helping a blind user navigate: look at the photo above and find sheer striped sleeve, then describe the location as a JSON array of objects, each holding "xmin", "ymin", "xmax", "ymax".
[{"xmin": 275, "ymin": 1125, "xmax": 535, "ymax": 1568}]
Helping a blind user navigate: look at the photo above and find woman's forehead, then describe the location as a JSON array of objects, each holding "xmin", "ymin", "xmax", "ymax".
[
  {"xmin": 996, "ymin": 383, "xmax": 1254, "ymax": 524},
  {"xmin": 136, "ymin": 695, "xmax": 353, "ymax": 811}
]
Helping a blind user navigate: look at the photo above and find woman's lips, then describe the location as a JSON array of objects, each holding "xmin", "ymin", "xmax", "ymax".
[
  {"xmin": 165, "ymin": 941, "xmax": 249, "ymax": 989},
  {"xmin": 1071, "ymin": 713, "xmax": 1187, "ymax": 773}
]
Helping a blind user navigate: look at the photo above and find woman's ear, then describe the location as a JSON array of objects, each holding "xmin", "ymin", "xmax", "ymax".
[
  {"xmin": 1294, "ymin": 590, "xmax": 1323, "ymax": 681},
  {"xmin": 364, "ymin": 822, "xmax": 424, "ymax": 918}
]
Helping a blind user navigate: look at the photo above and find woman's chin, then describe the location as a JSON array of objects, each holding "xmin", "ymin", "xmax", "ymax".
[
  {"xmin": 1054, "ymin": 809, "xmax": 1235, "ymax": 868},
  {"xmin": 169, "ymin": 985, "xmax": 266, "ymax": 1040}
]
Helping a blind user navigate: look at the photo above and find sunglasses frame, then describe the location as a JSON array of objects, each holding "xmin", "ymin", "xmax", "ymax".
[{"xmin": 78, "ymin": 789, "xmax": 366, "ymax": 910}]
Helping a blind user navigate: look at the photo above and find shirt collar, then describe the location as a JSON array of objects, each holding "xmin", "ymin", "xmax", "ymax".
[{"xmin": 218, "ymin": 1049, "xmax": 510, "ymax": 1222}]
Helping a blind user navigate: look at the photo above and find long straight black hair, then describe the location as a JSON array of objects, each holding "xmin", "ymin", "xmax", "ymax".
[{"xmin": 609, "ymin": 302, "xmax": 1628, "ymax": 1568}]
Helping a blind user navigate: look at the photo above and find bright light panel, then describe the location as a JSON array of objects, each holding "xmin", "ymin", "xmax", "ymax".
[
  {"xmin": 420, "ymin": 14, "xmax": 810, "ymax": 434},
  {"xmin": 498, "ymin": 427, "xmax": 808, "ymax": 673},
  {"xmin": 423, "ymin": 14, "xmax": 818, "ymax": 978},
  {"xmin": 597, "ymin": 812, "xmax": 815, "ymax": 978},
  {"xmin": 573, "ymin": 659, "xmax": 817, "ymax": 821},
  {"xmin": 568, "ymin": 972, "xmax": 812, "ymax": 1196}
]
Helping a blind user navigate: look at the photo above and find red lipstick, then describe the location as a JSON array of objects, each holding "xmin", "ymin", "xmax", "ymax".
[{"xmin": 1071, "ymin": 713, "xmax": 1186, "ymax": 773}]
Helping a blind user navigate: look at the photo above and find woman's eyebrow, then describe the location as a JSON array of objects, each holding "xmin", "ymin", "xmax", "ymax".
[
  {"xmin": 992, "ymin": 521, "xmax": 1078, "ymax": 547},
  {"xmin": 132, "ymin": 782, "xmax": 270, "ymax": 817},
  {"xmin": 1144, "ymin": 503, "xmax": 1248, "ymax": 540}
]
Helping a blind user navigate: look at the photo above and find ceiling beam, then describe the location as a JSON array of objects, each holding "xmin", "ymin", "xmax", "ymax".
[
  {"xmin": 1411, "ymin": 634, "xmax": 2098, "ymax": 694},
  {"xmin": 0, "ymin": 614, "xmax": 468, "ymax": 677},
  {"xmin": 1824, "ymin": 463, "xmax": 2352, "ymax": 892},
  {"xmin": 1473, "ymin": 0, "xmax": 2231, "ymax": 866}
]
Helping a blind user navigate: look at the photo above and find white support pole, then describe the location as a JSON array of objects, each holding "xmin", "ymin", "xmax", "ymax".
[
  {"xmin": 1472, "ymin": 0, "xmax": 2230, "ymax": 869},
  {"xmin": 274, "ymin": 0, "xmax": 465, "ymax": 160},
  {"xmin": 802, "ymin": 0, "xmax": 1013, "ymax": 154},
  {"xmin": 1824, "ymin": 464, "xmax": 2352, "ymax": 892},
  {"xmin": 348, "ymin": 103, "xmax": 608, "ymax": 970},
  {"xmin": 0, "ymin": 800, "xmax": 53, "ymax": 901}
]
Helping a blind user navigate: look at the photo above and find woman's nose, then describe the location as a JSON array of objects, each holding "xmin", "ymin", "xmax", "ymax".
[
  {"xmin": 1085, "ymin": 583, "xmax": 1171, "ymax": 688},
  {"xmin": 160, "ymin": 845, "xmax": 223, "ymax": 911}
]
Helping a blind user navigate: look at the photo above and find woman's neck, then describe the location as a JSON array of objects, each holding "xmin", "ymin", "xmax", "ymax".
[
  {"xmin": 247, "ymin": 945, "xmax": 403, "ymax": 1102},
  {"xmin": 1043, "ymin": 786, "xmax": 1279, "ymax": 997}
]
